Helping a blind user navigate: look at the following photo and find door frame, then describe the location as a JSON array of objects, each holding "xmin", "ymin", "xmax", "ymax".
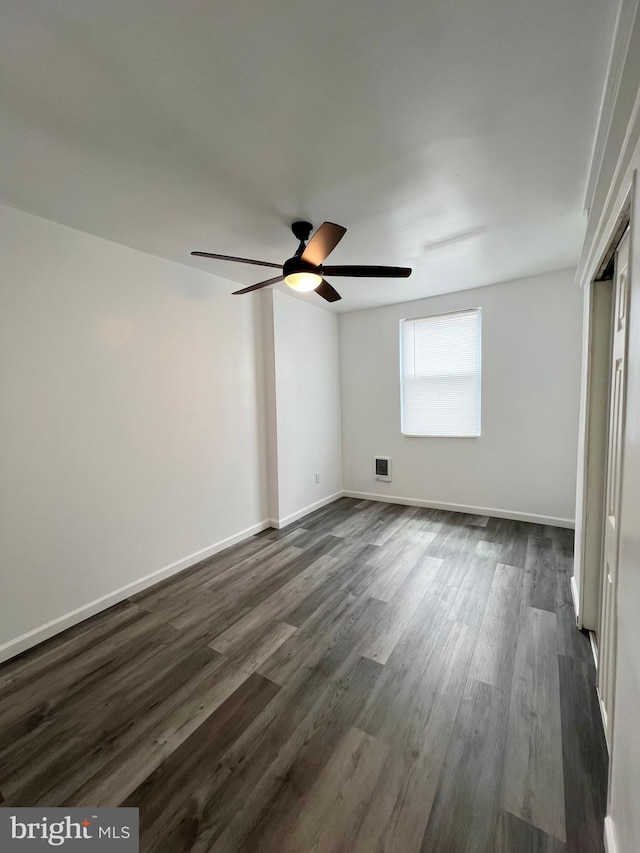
[
  {"xmin": 577, "ymin": 276, "xmax": 614, "ymax": 635},
  {"xmin": 574, "ymin": 183, "xmax": 632, "ymax": 636},
  {"xmin": 571, "ymin": 180, "xmax": 636, "ymax": 760}
]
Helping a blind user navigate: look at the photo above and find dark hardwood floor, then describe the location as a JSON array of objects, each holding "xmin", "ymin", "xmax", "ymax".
[{"xmin": 0, "ymin": 499, "xmax": 608, "ymax": 852}]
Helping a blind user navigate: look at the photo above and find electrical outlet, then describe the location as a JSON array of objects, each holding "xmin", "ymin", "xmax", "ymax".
[{"xmin": 315, "ymin": 472, "xmax": 320, "ymax": 484}]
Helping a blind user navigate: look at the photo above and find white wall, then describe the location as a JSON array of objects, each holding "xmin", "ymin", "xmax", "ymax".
[
  {"xmin": 339, "ymin": 269, "xmax": 583, "ymax": 525},
  {"xmin": 0, "ymin": 203, "xmax": 269, "ymax": 660},
  {"xmin": 271, "ymin": 290, "xmax": 343, "ymax": 525},
  {"xmin": 260, "ymin": 290, "xmax": 281, "ymax": 524}
]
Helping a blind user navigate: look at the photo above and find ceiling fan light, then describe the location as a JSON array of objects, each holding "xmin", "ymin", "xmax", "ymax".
[{"xmin": 284, "ymin": 271, "xmax": 323, "ymax": 292}]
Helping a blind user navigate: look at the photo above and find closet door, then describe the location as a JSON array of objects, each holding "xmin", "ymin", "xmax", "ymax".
[{"xmin": 598, "ymin": 228, "xmax": 630, "ymax": 749}]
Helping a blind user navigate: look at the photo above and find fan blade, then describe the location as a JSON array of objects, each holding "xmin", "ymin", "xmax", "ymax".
[
  {"xmin": 192, "ymin": 251, "xmax": 281, "ymax": 269},
  {"xmin": 321, "ymin": 265, "xmax": 412, "ymax": 278},
  {"xmin": 232, "ymin": 275, "xmax": 284, "ymax": 295},
  {"xmin": 301, "ymin": 222, "xmax": 347, "ymax": 266},
  {"xmin": 316, "ymin": 279, "xmax": 342, "ymax": 303}
]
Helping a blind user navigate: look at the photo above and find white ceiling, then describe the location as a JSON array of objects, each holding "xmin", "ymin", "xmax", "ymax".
[{"xmin": 0, "ymin": 0, "xmax": 617, "ymax": 312}]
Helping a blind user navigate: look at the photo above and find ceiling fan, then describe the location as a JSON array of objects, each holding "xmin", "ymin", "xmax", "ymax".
[{"xmin": 192, "ymin": 221, "xmax": 412, "ymax": 303}]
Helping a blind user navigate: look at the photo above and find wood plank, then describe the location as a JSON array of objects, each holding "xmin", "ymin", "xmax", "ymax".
[
  {"xmin": 0, "ymin": 617, "xmax": 194, "ymax": 763},
  {"xmin": 556, "ymin": 600, "xmax": 594, "ymax": 664},
  {"xmin": 285, "ymin": 541, "xmax": 379, "ymax": 627},
  {"xmin": 501, "ymin": 606, "xmax": 566, "ymax": 842},
  {"xmin": 484, "ymin": 517, "xmax": 534, "ymax": 569},
  {"xmin": 0, "ymin": 610, "xmax": 180, "ymax": 739},
  {"xmin": 133, "ymin": 538, "xmax": 309, "ymax": 631},
  {"xmin": 444, "ymin": 540, "xmax": 501, "ymax": 630},
  {"xmin": 218, "ymin": 716, "xmax": 388, "ymax": 853},
  {"xmin": 257, "ymin": 586, "xmax": 369, "ymax": 686},
  {"xmin": 209, "ymin": 554, "xmax": 336, "ymax": 654},
  {"xmin": 361, "ymin": 503, "xmax": 420, "ymax": 547},
  {"xmin": 355, "ymin": 586, "xmax": 457, "ymax": 743},
  {"xmin": 55, "ymin": 619, "xmax": 294, "ymax": 808},
  {"xmin": 357, "ymin": 556, "xmax": 442, "ymax": 664},
  {"xmin": 463, "ymin": 514, "xmax": 490, "ymax": 527},
  {"xmin": 523, "ymin": 534, "xmax": 557, "ymax": 612},
  {"xmin": 426, "ymin": 515, "xmax": 486, "ymax": 560},
  {"xmin": 420, "ymin": 678, "xmax": 510, "ymax": 853},
  {"xmin": 329, "ymin": 500, "xmax": 389, "ymax": 539},
  {"xmin": 251, "ymin": 726, "xmax": 389, "ymax": 853},
  {"xmin": 558, "ymin": 654, "xmax": 608, "ymax": 853},
  {"xmin": 1, "ymin": 644, "xmax": 227, "ymax": 805},
  {"xmin": 365, "ymin": 533, "xmax": 438, "ymax": 601},
  {"xmin": 125, "ymin": 671, "xmax": 281, "ymax": 853},
  {"xmin": 468, "ymin": 562, "xmax": 523, "ymax": 690},
  {"xmin": 495, "ymin": 810, "xmax": 567, "ymax": 852},
  {"xmin": 172, "ymin": 654, "xmax": 384, "ymax": 853},
  {"xmin": 129, "ymin": 534, "xmax": 269, "ymax": 602},
  {"xmin": 0, "ymin": 601, "xmax": 145, "ymax": 697},
  {"xmin": 136, "ymin": 535, "xmax": 303, "ymax": 609},
  {"xmin": 352, "ymin": 612, "xmax": 475, "ymax": 852}
]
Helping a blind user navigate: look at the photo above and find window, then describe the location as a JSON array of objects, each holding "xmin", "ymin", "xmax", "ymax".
[{"xmin": 400, "ymin": 308, "xmax": 481, "ymax": 437}]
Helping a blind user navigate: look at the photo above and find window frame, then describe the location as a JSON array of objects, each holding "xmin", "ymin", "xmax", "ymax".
[{"xmin": 399, "ymin": 307, "xmax": 482, "ymax": 438}]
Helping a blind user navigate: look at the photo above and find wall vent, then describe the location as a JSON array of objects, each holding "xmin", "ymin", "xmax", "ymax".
[{"xmin": 374, "ymin": 456, "xmax": 391, "ymax": 482}]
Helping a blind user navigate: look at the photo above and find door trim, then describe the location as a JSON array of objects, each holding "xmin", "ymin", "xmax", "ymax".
[{"xmin": 574, "ymin": 181, "xmax": 633, "ymax": 632}]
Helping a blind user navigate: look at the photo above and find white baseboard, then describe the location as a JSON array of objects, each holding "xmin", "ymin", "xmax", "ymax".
[
  {"xmin": 273, "ymin": 491, "xmax": 344, "ymax": 529},
  {"xmin": 0, "ymin": 519, "xmax": 271, "ymax": 665},
  {"xmin": 604, "ymin": 816, "xmax": 618, "ymax": 853},
  {"xmin": 342, "ymin": 491, "xmax": 575, "ymax": 528},
  {"xmin": 598, "ymin": 685, "xmax": 612, "ymax": 754},
  {"xmin": 589, "ymin": 630, "xmax": 599, "ymax": 671},
  {"xmin": 571, "ymin": 574, "xmax": 582, "ymax": 628}
]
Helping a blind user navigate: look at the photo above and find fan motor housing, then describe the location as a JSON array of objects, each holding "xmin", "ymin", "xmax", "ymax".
[{"xmin": 283, "ymin": 256, "xmax": 319, "ymax": 277}]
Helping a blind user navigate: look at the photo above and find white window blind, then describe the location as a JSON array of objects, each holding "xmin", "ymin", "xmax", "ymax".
[{"xmin": 400, "ymin": 308, "xmax": 481, "ymax": 437}]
